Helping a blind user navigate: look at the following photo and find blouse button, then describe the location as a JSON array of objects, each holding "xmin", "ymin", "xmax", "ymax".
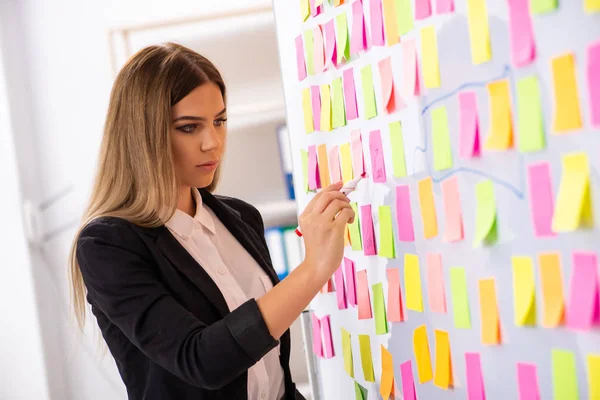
[
  {"xmin": 261, "ymin": 391, "xmax": 267, "ymax": 399},
  {"xmin": 218, "ymin": 268, "xmax": 227, "ymax": 275}
]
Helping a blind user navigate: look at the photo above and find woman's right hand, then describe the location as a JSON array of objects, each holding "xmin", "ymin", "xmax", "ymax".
[{"xmin": 298, "ymin": 181, "xmax": 356, "ymax": 282}]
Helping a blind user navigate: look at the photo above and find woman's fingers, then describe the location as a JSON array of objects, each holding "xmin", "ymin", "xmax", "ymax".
[
  {"xmin": 313, "ymin": 190, "xmax": 349, "ymax": 215},
  {"xmin": 323, "ymin": 199, "xmax": 353, "ymax": 222},
  {"xmin": 303, "ymin": 181, "xmax": 343, "ymax": 214},
  {"xmin": 334, "ymin": 207, "xmax": 355, "ymax": 230}
]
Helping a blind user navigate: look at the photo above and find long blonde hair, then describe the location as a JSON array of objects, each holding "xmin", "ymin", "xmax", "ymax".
[{"xmin": 69, "ymin": 42, "xmax": 226, "ymax": 328}]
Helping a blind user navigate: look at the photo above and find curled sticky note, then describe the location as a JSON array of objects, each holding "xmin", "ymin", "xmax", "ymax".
[
  {"xmin": 354, "ymin": 381, "xmax": 367, "ymax": 400},
  {"xmin": 479, "ymin": 278, "xmax": 501, "ymax": 344},
  {"xmin": 332, "ymin": 77, "xmax": 346, "ymax": 129},
  {"xmin": 335, "ymin": 12, "xmax": 350, "ymax": 65},
  {"xmin": 360, "ymin": 204, "xmax": 377, "ymax": 256},
  {"xmin": 402, "ymin": 38, "xmax": 420, "ymax": 97},
  {"xmin": 350, "ymin": 0, "xmax": 367, "ymax": 56},
  {"xmin": 396, "ymin": 0, "xmax": 415, "ymax": 35},
  {"xmin": 473, "ymin": 179, "xmax": 498, "ymax": 247},
  {"xmin": 334, "ymin": 265, "xmax": 347, "ymax": 310},
  {"xmin": 415, "ymin": 0, "xmax": 432, "ymax": 19},
  {"xmin": 552, "ymin": 349, "xmax": 579, "ymax": 400},
  {"xmin": 311, "ymin": 313, "xmax": 323, "ymax": 357},
  {"xmin": 324, "ymin": 20, "xmax": 337, "ymax": 69},
  {"xmin": 386, "ymin": 268, "xmax": 405, "ymax": 322},
  {"xmin": 304, "ymin": 29, "xmax": 315, "ymax": 76},
  {"xmin": 418, "ymin": 177, "xmax": 439, "ymax": 239},
  {"xmin": 329, "ymin": 145, "xmax": 342, "ymax": 183},
  {"xmin": 380, "ymin": 346, "xmax": 395, "ymax": 399},
  {"xmin": 458, "ymin": 91, "xmax": 480, "ymax": 158},
  {"xmin": 551, "ymin": 53, "xmax": 583, "ymax": 133},
  {"xmin": 340, "ymin": 143, "xmax": 354, "ymax": 183},
  {"xmin": 400, "ymin": 361, "xmax": 417, "ymax": 400},
  {"xmin": 450, "ymin": 267, "xmax": 471, "ymax": 328},
  {"xmin": 405, "ymin": 253, "xmax": 424, "ymax": 312},
  {"xmin": 538, "ymin": 252, "xmax": 565, "ymax": 327},
  {"xmin": 552, "ymin": 152, "xmax": 593, "ymax": 232},
  {"xmin": 587, "ymin": 40, "xmax": 600, "ymax": 127},
  {"xmin": 433, "ymin": 329, "xmax": 453, "ymax": 389},
  {"xmin": 317, "ymin": 144, "xmax": 331, "ymax": 188},
  {"xmin": 344, "ymin": 257, "xmax": 357, "ymax": 306},
  {"xmin": 373, "ymin": 283, "xmax": 389, "ymax": 334},
  {"xmin": 389, "ymin": 121, "xmax": 407, "ymax": 177},
  {"xmin": 307, "ymin": 145, "xmax": 321, "ymax": 191},
  {"xmin": 302, "ymin": 88, "xmax": 314, "ymax": 134},
  {"xmin": 517, "ymin": 76, "xmax": 545, "ymax": 152},
  {"xmin": 512, "ymin": 256, "xmax": 536, "ymax": 326},
  {"xmin": 465, "ymin": 353, "xmax": 486, "ymax": 400},
  {"xmin": 348, "ymin": 202, "xmax": 363, "ymax": 251},
  {"xmin": 466, "ymin": 0, "xmax": 491, "ymax": 64},
  {"xmin": 508, "ymin": 0, "xmax": 535, "ymax": 67},
  {"xmin": 517, "ymin": 363, "xmax": 540, "ymax": 400},
  {"xmin": 358, "ymin": 334, "xmax": 375, "ymax": 382},
  {"xmin": 357, "ymin": 269, "xmax": 373, "ymax": 319},
  {"xmin": 361, "ymin": 65, "xmax": 378, "ymax": 119},
  {"xmin": 431, "ymin": 105, "xmax": 453, "ymax": 171},
  {"xmin": 485, "ymin": 79, "xmax": 513, "ymax": 150},
  {"xmin": 421, "ymin": 26, "xmax": 441, "ymax": 88},
  {"xmin": 313, "ymin": 25, "xmax": 325, "ymax": 74},
  {"xmin": 382, "ymin": 0, "xmax": 399, "ymax": 46},
  {"xmin": 343, "ymin": 68, "xmax": 359, "ymax": 120},
  {"xmin": 436, "ymin": 0, "xmax": 454, "ymax": 13},
  {"xmin": 369, "ymin": 130, "xmax": 387, "ymax": 183},
  {"xmin": 310, "ymin": 0, "xmax": 323, "ymax": 17},
  {"xmin": 378, "ymin": 206, "xmax": 395, "ymax": 258},
  {"xmin": 320, "ymin": 84, "xmax": 332, "ymax": 132},
  {"xmin": 379, "ymin": 57, "xmax": 404, "ymax": 114},
  {"xmin": 301, "ymin": 149, "xmax": 309, "ymax": 193},
  {"xmin": 427, "ymin": 253, "xmax": 447, "ymax": 313},
  {"xmin": 441, "ymin": 177, "xmax": 464, "ymax": 242},
  {"xmin": 322, "ymin": 315, "xmax": 335, "ymax": 358},
  {"xmin": 527, "ymin": 162, "xmax": 555, "ymax": 238},
  {"xmin": 370, "ymin": 0, "xmax": 385, "ymax": 46},
  {"xmin": 396, "ymin": 185, "xmax": 416, "ymax": 241},
  {"xmin": 413, "ymin": 325, "xmax": 433, "ymax": 383},
  {"xmin": 342, "ymin": 328, "xmax": 354, "ymax": 377},
  {"xmin": 350, "ymin": 130, "xmax": 365, "ymax": 177},
  {"xmin": 567, "ymin": 251, "xmax": 600, "ymax": 330},
  {"xmin": 295, "ymin": 35, "xmax": 307, "ymax": 81}
]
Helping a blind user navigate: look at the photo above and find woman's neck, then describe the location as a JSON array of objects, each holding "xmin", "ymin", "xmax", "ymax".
[{"xmin": 177, "ymin": 186, "xmax": 196, "ymax": 217}]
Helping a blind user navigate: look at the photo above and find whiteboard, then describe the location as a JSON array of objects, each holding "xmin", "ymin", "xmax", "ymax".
[{"xmin": 273, "ymin": 0, "xmax": 600, "ymax": 399}]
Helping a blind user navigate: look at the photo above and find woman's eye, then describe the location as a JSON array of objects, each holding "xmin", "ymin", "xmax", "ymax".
[
  {"xmin": 177, "ymin": 124, "xmax": 198, "ymax": 134},
  {"xmin": 214, "ymin": 118, "xmax": 227, "ymax": 127}
]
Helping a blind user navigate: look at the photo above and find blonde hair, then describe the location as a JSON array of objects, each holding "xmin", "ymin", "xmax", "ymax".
[{"xmin": 69, "ymin": 42, "xmax": 226, "ymax": 328}]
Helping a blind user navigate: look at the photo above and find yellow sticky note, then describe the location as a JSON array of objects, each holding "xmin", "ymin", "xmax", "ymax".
[
  {"xmin": 551, "ymin": 53, "xmax": 583, "ymax": 133},
  {"xmin": 512, "ymin": 256, "xmax": 536, "ymax": 326},
  {"xmin": 378, "ymin": 206, "xmax": 395, "ymax": 258},
  {"xmin": 418, "ymin": 177, "xmax": 439, "ymax": 239},
  {"xmin": 466, "ymin": 0, "xmax": 491, "ymax": 64},
  {"xmin": 380, "ymin": 346, "xmax": 395, "ymax": 400},
  {"xmin": 405, "ymin": 253, "xmax": 424, "ymax": 312},
  {"xmin": 586, "ymin": 0, "xmax": 600, "ymax": 12},
  {"xmin": 340, "ymin": 143, "xmax": 354, "ymax": 183},
  {"xmin": 320, "ymin": 84, "xmax": 332, "ymax": 132},
  {"xmin": 302, "ymin": 88, "xmax": 314, "ymax": 134},
  {"xmin": 478, "ymin": 278, "xmax": 501, "ymax": 345},
  {"xmin": 485, "ymin": 79, "xmax": 513, "ymax": 150},
  {"xmin": 317, "ymin": 144, "xmax": 331, "ymax": 188},
  {"xmin": 473, "ymin": 179, "xmax": 498, "ymax": 247},
  {"xmin": 301, "ymin": 0, "xmax": 310, "ymax": 21},
  {"xmin": 552, "ymin": 152, "xmax": 593, "ymax": 232},
  {"xmin": 538, "ymin": 252, "xmax": 565, "ymax": 327},
  {"xmin": 342, "ymin": 328, "xmax": 354, "ymax": 377},
  {"xmin": 420, "ymin": 26, "xmax": 441, "ymax": 89},
  {"xmin": 358, "ymin": 335, "xmax": 375, "ymax": 382},
  {"xmin": 588, "ymin": 354, "xmax": 600, "ymax": 399},
  {"xmin": 348, "ymin": 202, "xmax": 363, "ymax": 251},
  {"xmin": 382, "ymin": 0, "xmax": 399, "ymax": 47},
  {"xmin": 413, "ymin": 325, "xmax": 433, "ymax": 383},
  {"xmin": 433, "ymin": 330, "xmax": 453, "ymax": 389}
]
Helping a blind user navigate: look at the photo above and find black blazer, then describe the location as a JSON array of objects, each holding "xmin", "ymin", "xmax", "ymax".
[{"xmin": 76, "ymin": 189, "xmax": 305, "ymax": 400}]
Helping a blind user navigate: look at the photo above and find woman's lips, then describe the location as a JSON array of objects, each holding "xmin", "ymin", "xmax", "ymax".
[{"xmin": 196, "ymin": 161, "xmax": 219, "ymax": 171}]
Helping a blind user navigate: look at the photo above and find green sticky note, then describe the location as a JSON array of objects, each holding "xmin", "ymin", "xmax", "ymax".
[
  {"xmin": 431, "ymin": 106, "xmax": 453, "ymax": 171},
  {"xmin": 473, "ymin": 179, "xmax": 498, "ymax": 247},
  {"xmin": 450, "ymin": 267, "xmax": 471, "ymax": 328},
  {"xmin": 354, "ymin": 381, "xmax": 368, "ymax": 400},
  {"xmin": 332, "ymin": 77, "xmax": 347, "ymax": 129},
  {"xmin": 335, "ymin": 12, "xmax": 350, "ymax": 64},
  {"xmin": 349, "ymin": 202, "xmax": 363, "ymax": 250},
  {"xmin": 389, "ymin": 121, "xmax": 407, "ymax": 177},
  {"xmin": 395, "ymin": 0, "xmax": 415, "ymax": 35},
  {"xmin": 361, "ymin": 65, "xmax": 377, "ymax": 119},
  {"xmin": 516, "ymin": 75, "xmax": 545, "ymax": 152},
  {"xmin": 531, "ymin": 0, "xmax": 557, "ymax": 14},
  {"xmin": 301, "ymin": 149, "xmax": 309, "ymax": 193},
  {"xmin": 304, "ymin": 29, "xmax": 314, "ymax": 76},
  {"xmin": 378, "ymin": 205, "xmax": 395, "ymax": 258},
  {"xmin": 358, "ymin": 335, "xmax": 375, "ymax": 382},
  {"xmin": 342, "ymin": 328, "xmax": 354, "ymax": 377},
  {"xmin": 373, "ymin": 283, "xmax": 388, "ymax": 334},
  {"xmin": 552, "ymin": 349, "xmax": 579, "ymax": 400}
]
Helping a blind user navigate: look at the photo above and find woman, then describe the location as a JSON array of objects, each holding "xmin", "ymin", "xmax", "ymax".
[{"xmin": 69, "ymin": 42, "xmax": 355, "ymax": 400}]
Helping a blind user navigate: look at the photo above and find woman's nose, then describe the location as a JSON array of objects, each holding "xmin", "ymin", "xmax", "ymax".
[{"xmin": 200, "ymin": 126, "xmax": 221, "ymax": 152}]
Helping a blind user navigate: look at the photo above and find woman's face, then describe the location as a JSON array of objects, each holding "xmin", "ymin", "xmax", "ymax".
[{"xmin": 170, "ymin": 82, "xmax": 227, "ymax": 189}]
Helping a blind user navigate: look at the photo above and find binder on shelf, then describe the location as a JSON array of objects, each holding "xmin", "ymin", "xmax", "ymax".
[
  {"xmin": 276, "ymin": 124, "xmax": 296, "ymax": 200},
  {"xmin": 283, "ymin": 226, "xmax": 303, "ymax": 272},
  {"xmin": 265, "ymin": 227, "xmax": 288, "ymax": 280}
]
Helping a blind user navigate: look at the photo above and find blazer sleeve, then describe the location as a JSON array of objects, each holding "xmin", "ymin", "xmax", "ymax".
[{"xmin": 76, "ymin": 218, "xmax": 278, "ymax": 391}]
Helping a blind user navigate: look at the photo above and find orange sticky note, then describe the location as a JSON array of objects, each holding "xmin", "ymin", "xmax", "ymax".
[
  {"xmin": 380, "ymin": 346, "xmax": 396, "ymax": 400},
  {"xmin": 382, "ymin": 0, "xmax": 399, "ymax": 47},
  {"xmin": 418, "ymin": 177, "xmax": 438, "ymax": 239},
  {"xmin": 433, "ymin": 329, "xmax": 453, "ymax": 389},
  {"xmin": 317, "ymin": 144, "xmax": 331, "ymax": 188},
  {"xmin": 441, "ymin": 176, "xmax": 464, "ymax": 242},
  {"xmin": 485, "ymin": 79, "xmax": 513, "ymax": 150},
  {"xmin": 512, "ymin": 256, "xmax": 536, "ymax": 326},
  {"xmin": 478, "ymin": 278, "xmax": 501, "ymax": 345},
  {"xmin": 537, "ymin": 252, "xmax": 565, "ymax": 327},
  {"xmin": 386, "ymin": 268, "xmax": 405, "ymax": 322},
  {"xmin": 427, "ymin": 253, "xmax": 447, "ymax": 313},
  {"xmin": 413, "ymin": 325, "xmax": 433, "ymax": 383},
  {"xmin": 551, "ymin": 52, "xmax": 583, "ymax": 133}
]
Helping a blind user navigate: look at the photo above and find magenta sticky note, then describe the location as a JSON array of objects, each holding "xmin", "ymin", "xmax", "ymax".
[
  {"xmin": 587, "ymin": 40, "xmax": 600, "ymax": 128},
  {"xmin": 396, "ymin": 185, "xmax": 415, "ymax": 241},
  {"xmin": 356, "ymin": 269, "xmax": 373, "ymax": 319},
  {"xmin": 324, "ymin": 19, "xmax": 337, "ymax": 70},
  {"xmin": 334, "ymin": 265, "xmax": 348, "ymax": 310},
  {"xmin": 369, "ymin": 0, "xmax": 385, "ymax": 46},
  {"xmin": 507, "ymin": 0, "xmax": 536, "ymax": 68},
  {"xmin": 517, "ymin": 363, "xmax": 540, "ymax": 400},
  {"xmin": 343, "ymin": 68, "xmax": 359, "ymax": 120},
  {"xmin": 567, "ymin": 252, "xmax": 600, "ymax": 330},
  {"xmin": 311, "ymin": 313, "xmax": 323, "ymax": 357},
  {"xmin": 465, "ymin": 352, "xmax": 486, "ymax": 400},
  {"xmin": 350, "ymin": 0, "xmax": 366, "ymax": 56},
  {"xmin": 344, "ymin": 257, "xmax": 357, "ymax": 306},
  {"xmin": 351, "ymin": 130, "xmax": 365, "ymax": 177},
  {"xmin": 369, "ymin": 130, "xmax": 387, "ymax": 183},
  {"xmin": 295, "ymin": 35, "xmax": 307, "ymax": 81},
  {"xmin": 458, "ymin": 91, "xmax": 481, "ymax": 158},
  {"xmin": 308, "ymin": 145, "xmax": 321, "ymax": 190},
  {"xmin": 526, "ymin": 162, "xmax": 556, "ymax": 238},
  {"xmin": 322, "ymin": 315, "xmax": 335, "ymax": 358},
  {"xmin": 435, "ymin": 0, "xmax": 454, "ymax": 13},
  {"xmin": 313, "ymin": 25, "xmax": 326, "ymax": 74},
  {"xmin": 400, "ymin": 361, "xmax": 417, "ymax": 400},
  {"xmin": 415, "ymin": 0, "xmax": 432, "ymax": 20},
  {"xmin": 310, "ymin": 0, "xmax": 323, "ymax": 17},
  {"xmin": 329, "ymin": 145, "xmax": 342, "ymax": 183},
  {"xmin": 360, "ymin": 204, "xmax": 377, "ymax": 256},
  {"xmin": 311, "ymin": 86, "xmax": 321, "ymax": 131}
]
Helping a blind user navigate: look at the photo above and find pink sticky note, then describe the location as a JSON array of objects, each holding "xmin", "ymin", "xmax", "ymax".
[
  {"xmin": 441, "ymin": 176, "xmax": 464, "ymax": 242},
  {"xmin": 311, "ymin": 86, "xmax": 321, "ymax": 131},
  {"xmin": 322, "ymin": 315, "xmax": 335, "ymax": 358},
  {"xmin": 386, "ymin": 268, "xmax": 405, "ymax": 322},
  {"xmin": 369, "ymin": 130, "xmax": 387, "ymax": 183},
  {"xmin": 436, "ymin": 0, "xmax": 454, "ymax": 13},
  {"xmin": 379, "ymin": 57, "xmax": 405, "ymax": 114},
  {"xmin": 396, "ymin": 185, "xmax": 415, "ymax": 241},
  {"xmin": 458, "ymin": 91, "xmax": 481, "ymax": 158},
  {"xmin": 465, "ymin": 352, "xmax": 486, "ymax": 400},
  {"xmin": 402, "ymin": 39, "xmax": 421, "ymax": 97},
  {"xmin": 400, "ymin": 361, "xmax": 417, "ymax": 400},
  {"xmin": 588, "ymin": 40, "xmax": 600, "ymax": 128},
  {"xmin": 415, "ymin": 0, "xmax": 432, "ymax": 19},
  {"xmin": 343, "ymin": 68, "xmax": 359, "ymax": 120},
  {"xmin": 344, "ymin": 257, "xmax": 357, "ymax": 306},
  {"xmin": 308, "ymin": 145, "xmax": 321, "ymax": 190},
  {"xmin": 350, "ymin": 0, "xmax": 366, "ymax": 55},
  {"xmin": 324, "ymin": 19, "xmax": 337, "ymax": 70},
  {"xmin": 426, "ymin": 253, "xmax": 447, "ymax": 313},
  {"xmin": 334, "ymin": 265, "xmax": 348, "ymax": 310},
  {"xmin": 329, "ymin": 145, "xmax": 342, "ymax": 183},
  {"xmin": 360, "ymin": 204, "xmax": 377, "ymax": 255},
  {"xmin": 351, "ymin": 130, "xmax": 365, "ymax": 177},
  {"xmin": 507, "ymin": 0, "xmax": 536, "ymax": 68},
  {"xmin": 517, "ymin": 363, "xmax": 540, "ymax": 400},
  {"xmin": 370, "ymin": 0, "xmax": 385, "ymax": 46},
  {"xmin": 313, "ymin": 25, "xmax": 326, "ymax": 74},
  {"xmin": 567, "ymin": 252, "xmax": 600, "ymax": 330},
  {"xmin": 356, "ymin": 269, "xmax": 373, "ymax": 319},
  {"xmin": 526, "ymin": 162, "xmax": 556, "ymax": 238},
  {"xmin": 295, "ymin": 35, "xmax": 307, "ymax": 81},
  {"xmin": 310, "ymin": 0, "xmax": 323, "ymax": 17},
  {"xmin": 311, "ymin": 313, "xmax": 323, "ymax": 357}
]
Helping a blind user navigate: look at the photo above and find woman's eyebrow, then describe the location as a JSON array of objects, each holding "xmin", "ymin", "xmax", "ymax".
[{"xmin": 172, "ymin": 108, "xmax": 227, "ymax": 123}]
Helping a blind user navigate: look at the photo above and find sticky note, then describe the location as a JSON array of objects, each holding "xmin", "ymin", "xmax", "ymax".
[
  {"xmin": 421, "ymin": 26, "xmax": 441, "ymax": 89},
  {"xmin": 386, "ymin": 268, "xmax": 405, "ymax": 322},
  {"xmin": 538, "ymin": 252, "xmax": 565, "ymax": 327},
  {"xmin": 441, "ymin": 177, "xmax": 464, "ymax": 242},
  {"xmin": 357, "ymin": 269, "xmax": 373, "ymax": 319},
  {"xmin": 310, "ymin": 86, "xmax": 321, "ymax": 131},
  {"xmin": 340, "ymin": 143, "xmax": 354, "ymax": 183},
  {"xmin": 588, "ymin": 354, "xmax": 600, "ymax": 399},
  {"xmin": 311, "ymin": 313, "xmax": 323, "ymax": 357},
  {"xmin": 361, "ymin": 65, "xmax": 378, "ymax": 119},
  {"xmin": 348, "ymin": 202, "xmax": 363, "ymax": 251},
  {"xmin": 465, "ymin": 353, "xmax": 486, "ymax": 400},
  {"xmin": 322, "ymin": 315, "xmax": 335, "ymax": 358},
  {"xmin": 450, "ymin": 267, "xmax": 471, "ymax": 328},
  {"xmin": 413, "ymin": 325, "xmax": 433, "ymax": 383},
  {"xmin": 301, "ymin": 0, "xmax": 310, "ymax": 21},
  {"xmin": 512, "ymin": 256, "xmax": 536, "ymax": 326},
  {"xmin": 433, "ymin": 329, "xmax": 453, "ymax": 389},
  {"xmin": 307, "ymin": 145, "xmax": 321, "ymax": 191},
  {"xmin": 369, "ymin": 130, "xmax": 386, "ymax": 183},
  {"xmin": 431, "ymin": 106, "xmax": 453, "ymax": 171},
  {"xmin": 310, "ymin": 0, "xmax": 323, "ymax": 17},
  {"xmin": 378, "ymin": 206, "xmax": 395, "ymax": 258},
  {"xmin": 320, "ymin": 84, "xmax": 332, "ymax": 132},
  {"xmin": 587, "ymin": 40, "xmax": 600, "ymax": 127},
  {"xmin": 389, "ymin": 122, "xmax": 407, "ymax": 177},
  {"xmin": 415, "ymin": 0, "xmax": 432, "ymax": 19},
  {"xmin": 345, "ymin": 224, "xmax": 351, "ymax": 248},
  {"xmin": 567, "ymin": 251, "xmax": 599, "ymax": 330},
  {"xmin": 400, "ymin": 361, "xmax": 417, "ymax": 400},
  {"xmin": 527, "ymin": 163, "xmax": 556, "ymax": 239},
  {"xmin": 552, "ymin": 349, "xmax": 578, "ymax": 400},
  {"xmin": 396, "ymin": 185, "xmax": 416, "ymax": 241},
  {"xmin": 382, "ymin": 0, "xmax": 399, "ymax": 46},
  {"xmin": 360, "ymin": 205, "xmax": 377, "ymax": 256},
  {"xmin": 373, "ymin": 283, "xmax": 389, "ymax": 334},
  {"xmin": 517, "ymin": 363, "xmax": 540, "ymax": 400},
  {"xmin": 552, "ymin": 152, "xmax": 593, "ymax": 232},
  {"xmin": 321, "ymin": 278, "xmax": 334, "ymax": 293},
  {"xmin": 370, "ymin": 0, "xmax": 385, "ymax": 46},
  {"xmin": 295, "ymin": 35, "xmax": 307, "ymax": 81},
  {"xmin": 466, "ymin": 0, "xmax": 491, "ymax": 64},
  {"xmin": 436, "ymin": 0, "xmax": 454, "ymax": 13},
  {"xmin": 402, "ymin": 38, "xmax": 420, "ymax": 97},
  {"xmin": 335, "ymin": 12, "xmax": 350, "ymax": 65},
  {"xmin": 485, "ymin": 79, "xmax": 513, "ymax": 150},
  {"xmin": 405, "ymin": 253, "xmax": 424, "ymax": 312},
  {"xmin": 531, "ymin": 0, "xmax": 556, "ymax": 14},
  {"xmin": 418, "ymin": 177, "xmax": 438, "ymax": 239},
  {"xmin": 354, "ymin": 381, "xmax": 368, "ymax": 400},
  {"xmin": 334, "ymin": 265, "xmax": 347, "ymax": 310},
  {"xmin": 313, "ymin": 26, "xmax": 325, "ymax": 74},
  {"xmin": 329, "ymin": 146, "xmax": 342, "ymax": 183},
  {"xmin": 358, "ymin": 335, "xmax": 375, "ymax": 382},
  {"xmin": 343, "ymin": 68, "xmax": 359, "ymax": 120},
  {"xmin": 302, "ymin": 88, "xmax": 314, "ymax": 134},
  {"xmin": 351, "ymin": 131, "xmax": 365, "ymax": 177},
  {"xmin": 395, "ymin": 0, "xmax": 415, "ymax": 35},
  {"xmin": 508, "ymin": 0, "xmax": 535, "ymax": 67},
  {"xmin": 586, "ymin": 0, "xmax": 600, "ymax": 12},
  {"xmin": 344, "ymin": 257, "xmax": 357, "ymax": 306},
  {"xmin": 552, "ymin": 53, "xmax": 583, "ymax": 133},
  {"xmin": 473, "ymin": 179, "xmax": 498, "ymax": 247},
  {"xmin": 516, "ymin": 76, "xmax": 545, "ymax": 152},
  {"xmin": 350, "ymin": 0, "xmax": 367, "ymax": 56},
  {"xmin": 427, "ymin": 253, "xmax": 447, "ymax": 313},
  {"xmin": 304, "ymin": 29, "xmax": 315, "ymax": 76},
  {"xmin": 324, "ymin": 19, "xmax": 337, "ymax": 69},
  {"xmin": 379, "ymin": 57, "xmax": 403, "ymax": 114},
  {"xmin": 458, "ymin": 91, "xmax": 481, "ymax": 158},
  {"xmin": 479, "ymin": 278, "xmax": 501, "ymax": 344},
  {"xmin": 342, "ymin": 328, "xmax": 354, "ymax": 377},
  {"xmin": 301, "ymin": 149, "xmax": 309, "ymax": 193},
  {"xmin": 317, "ymin": 144, "xmax": 331, "ymax": 188},
  {"xmin": 332, "ymin": 78, "xmax": 346, "ymax": 129},
  {"xmin": 380, "ymin": 346, "xmax": 395, "ymax": 399}
]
